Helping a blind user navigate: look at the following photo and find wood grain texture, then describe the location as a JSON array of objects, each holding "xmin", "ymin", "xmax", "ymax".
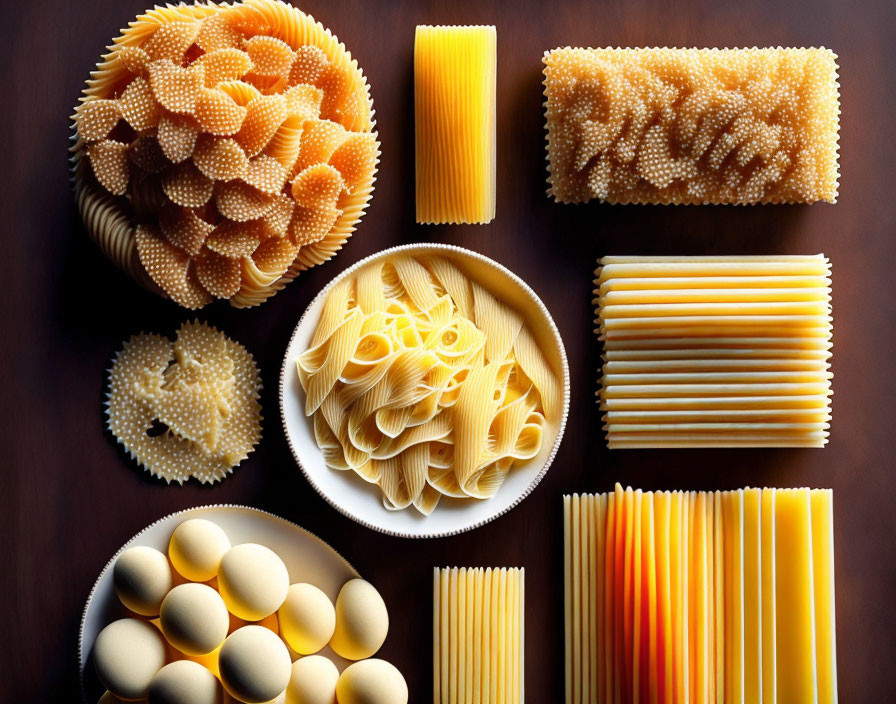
[{"xmin": 1, "ymin": 0, "xmax": 894, "ymax": 700}]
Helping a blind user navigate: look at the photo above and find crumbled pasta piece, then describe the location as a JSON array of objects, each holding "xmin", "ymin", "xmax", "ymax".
[
  {"xmin": 289, "ymin": 205, "xmax": 341, "ymax": 245},
  {"xmin": 295, "ymin": 254, "xmax": 561, "ymax": 514},
  {"xmin": 414, "ymin": 25, "xmax": 497, "ymax": 224},
  {"xmin": 73, "ymin": 0, "xmax": 378, "ymax": 309},
  {"xmin": 118, "ymin": 46, "xmax": 150, "ymax": 76},
  {"xmin": 544, "ymin": 47, "xmax": 841, "ymax": 204},
  {"xmin": 106, "ymin": 320, "xmax": 261, "ymax": 483},
  {"xmin": 294, "ymin": 119, "xmax": 347, "ymax": 172}
]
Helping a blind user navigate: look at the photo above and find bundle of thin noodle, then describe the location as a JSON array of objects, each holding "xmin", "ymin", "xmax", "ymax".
[{"xmin": 297, "ymin": 255, "xmax": 560, "ymax": 515}]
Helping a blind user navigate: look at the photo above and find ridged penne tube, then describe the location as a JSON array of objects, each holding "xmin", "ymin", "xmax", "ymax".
[
  {"xmin": 564, "ymin": 486, "xmax": 837, "ymax": 703},
  {"xmin": 545, "ymin": 48, "xmax": 840, "ymax": 205},
  {"xmin": 434, "ymin": 567, "xmax": 524, "ymax": 703},
  {"xmin": 296, "ymin": 253, "xmax": 560, "ymax": 514},
  {"xmin": 595, "ymin": 255, "xmax": 833, "ymax": 448},
  {"xmin": 415, "ymin": 25, "xmax": 496, "ymax": 224}
]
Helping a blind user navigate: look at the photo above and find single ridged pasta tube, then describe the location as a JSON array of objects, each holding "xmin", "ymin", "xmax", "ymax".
[
  {"xmin": 544, "ymin": 47, "xmax": 840, "ymax": 205},
  {"xmin": 415, "ymin": 25, "xmax": 497, "ymax": 224}
]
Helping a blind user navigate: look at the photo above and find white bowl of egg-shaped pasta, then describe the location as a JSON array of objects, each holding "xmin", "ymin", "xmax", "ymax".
[{"xmin": 280, "ymin": 243, "xmax": 569, "ymax": 538}]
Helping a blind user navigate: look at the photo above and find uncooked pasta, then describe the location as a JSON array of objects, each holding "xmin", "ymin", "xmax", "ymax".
[
  {"xmin": 296, "ymin": 254, "xmax": 560, "ymax": 514},
  {"xmin": 72, "ymin": 0, "xmax": 379, "ymax": 309},
  {"xmin": 544, "ymin": 48, "xmax": 840, "ymax": 205},
  {"xmin": 564, "ymin": 486, "xmax": 837, "ymax": 704},
  {"xmin": 594, "ymin": 255, "xmax": 833, "ymax": 448}
]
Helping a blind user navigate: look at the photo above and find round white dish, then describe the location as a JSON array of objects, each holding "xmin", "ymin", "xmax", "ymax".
[
  {"xmin": 279, "ymin": 243, "xmax": 570, "ymax": 539},
  {"xmin": 79, "ymin": 505, "xmax": 358, "ymax": 703}
]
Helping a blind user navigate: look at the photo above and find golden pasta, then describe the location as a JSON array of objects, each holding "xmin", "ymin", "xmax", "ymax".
[
  {"xmin": 106, "ymin": 321, "xmax": 262, "ymax": 484},
  {"xmin": 72, "ymin": 0, "xmax": 379, "ymax": 309},
  {"xmin": 434, "ymin": 567, "xmax": 524, "ymax": 704},
  {"xmin": 415, "ymin": 26, "xmax": 496, "ymax": 224},
  {"xmin": 594, "ymin": 255, "xmax": 833, "ymax": 448},
  {"xmin": 564, "ymin": 486, "xmax": 837, "ymax": 704},
  {"xmin": 296, "ymin": 254, "xmax": 561, "ymax": 515},
  {"xmin": 544, "ymin": 48, "xmax": 840, "ymax": 204}
]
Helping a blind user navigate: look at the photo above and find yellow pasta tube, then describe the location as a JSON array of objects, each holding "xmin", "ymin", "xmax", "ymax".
[{"xmin": 415, "ymin": 25, "xmax": 496, "ymax": 224}]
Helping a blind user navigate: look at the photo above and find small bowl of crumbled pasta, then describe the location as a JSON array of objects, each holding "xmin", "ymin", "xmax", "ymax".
[{"xmin": 279, "ymin": 243, "xmax": 570, "ymax": 538}]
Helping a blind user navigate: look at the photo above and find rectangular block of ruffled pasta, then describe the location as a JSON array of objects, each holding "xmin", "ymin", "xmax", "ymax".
[{"xmin": 544, "ymin": 47, "xmax": 840, "ymax": 205}]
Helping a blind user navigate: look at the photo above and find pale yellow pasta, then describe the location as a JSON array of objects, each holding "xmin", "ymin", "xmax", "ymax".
[
  {"xmin": 434, "ymin": 567, "xmax": 524, "ymax": 703},
  {"xmin": 296, "ymin": 253, "xmax": 560, "ymax": 514},
  {"xmin": 594, "ymin": 255, "xmax": 833, "ymax": 448}
]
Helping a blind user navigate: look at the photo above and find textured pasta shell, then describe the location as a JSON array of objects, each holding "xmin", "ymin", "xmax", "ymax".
[
  {"xmin": 235, "ymin": 94, "xmax": 288, "ymax": 156},
  {"xmin": 129, "ymin": 135, "xmax": 170, "ymax": 174},
  {"xmin": 196, "ymin": 247, "xmax": 243, "ymax": 297},
  {"xmin": 135, "ymin": 224, "xmax": 211, "ymax": 309},
  {"xmin": 157, "ymin": 113, "xmax": 200, "ymax": 163},
  {"xmin": 192, "ymin": 135, "xmax": 250, "ymax": 181},
  {"xmin": 144, "ymin": 20, "xmax": 201, "ymax": 62},
  {"xmin": 244, "ymin": 35, "xmax": 294, "ymax": 78},
  {"xmin": 118, "ymin": 46, "xmax": 151, "ymax": 76},
  {"xmin": 197, "ymin": 48, "xmax": 254, "ymax": 86},
  {"xmin": 243, "ymin": 154, "xmax": 288, "ymax": 194},
  {"xmin": 252, "ymin": 236, "xmax": 297, "ymax": 276},
  {"xmin": 194, "ymin": 87, "xmax": 248, "ymax": 136},
  {"xmin": 75, "ymin": 99, "xmax": 121, "ymax": 142},
  {"xmin": 159, "ymin": 204, "xmax": 214, "ymax": 256},
  {"xmin": 206, "ymin": 219, "xmax": 264, "ymax": 257},
  {"xmin": 162, "ymin": 162, "xmax": 215, "ymax": 208},
  {"xmin": 119, "ymin": 77, "xmax": 162, "ymax": 132},
  {"xmin": 216, "ymin": 180, "xmax": 275, "ymax": 221},
  {"xmin": 88, "ymin": 140, "xmax": 130, "ymax": 195},
  {"xmin": 329, "ymin": 133, "xmax": 378, "ymax": 192},
  {"xmin": 291, "ymin": 163, "xmax": 344, "ymax": 209},
  {"xmin": 148, "ymin": 60, "xmax": 206, "ymax": 114},
  {"xmin": 289, "ymin": 45, "xmax": 328, "ymax": 85},
  {"xmin": 196, "ymin": 13, "xmax": 243, "ymax": 53},
  {"xmin": 294, "ymin": 119, "xmax": 347, "ymax": 173}
]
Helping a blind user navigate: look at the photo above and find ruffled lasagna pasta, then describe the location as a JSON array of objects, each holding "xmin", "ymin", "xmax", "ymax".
[{"xmin": 296, "ymin": 254, "xmax": 560, "ymax": 515}]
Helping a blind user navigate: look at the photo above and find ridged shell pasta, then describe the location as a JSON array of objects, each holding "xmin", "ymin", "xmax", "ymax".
[
  {"xmin": 296, "ymin": 254, "xmax": 560, "ymax": 515},
  {"xmin": 71, "ymin": 0, "xmax": 379, "ymax": 309}
]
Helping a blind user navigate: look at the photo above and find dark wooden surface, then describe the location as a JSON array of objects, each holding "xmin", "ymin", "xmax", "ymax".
[{"xmin": 2, "ymin": 0, "xmax": 895, "ymax": 700}]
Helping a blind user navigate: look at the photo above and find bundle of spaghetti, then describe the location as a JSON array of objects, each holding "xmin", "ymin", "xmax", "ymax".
[
  {"xmin": 594, "ymin": 255, "xmax": 833, "ymax": 448},
  {"xmin": 563, "ymin": 486, "xmax": 837, "ymax": 704},
  {"xmin": 434, "ymin": 567, "xmax": 525, "ymax": 704},
  {"xmin": 71, "ymin": 0, "xmax": 379, "ymax": 309},
  {"xmin": 296, "ymin": 253, "xmax": 561, "ymax": 515},
  {"xmin": 544, "ymin": 47, "xmax": 840, "ymax": 205},
  {"xmin": 415, "ymin": 25, "xmax": 496, "ymax": 224}
]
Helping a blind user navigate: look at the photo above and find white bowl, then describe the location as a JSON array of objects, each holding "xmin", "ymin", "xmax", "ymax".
[
  {"xmin": 79, "ymin": 505, "xmax": 359, "ymax": 703},
  {"xmin": 279, "ymin": 243, "xmax": 570, "ymax": 538}
]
